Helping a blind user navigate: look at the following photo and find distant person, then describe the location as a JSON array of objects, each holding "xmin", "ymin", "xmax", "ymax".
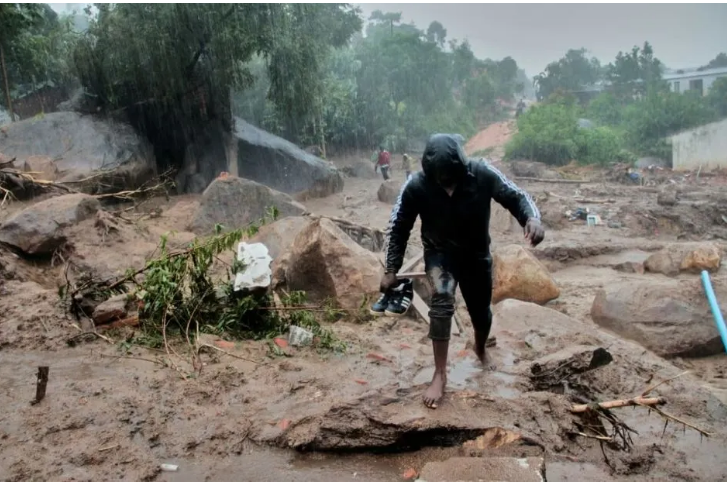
[
  {"xmin": 516, "ymin": 99, "xmax": 526, "ymax": 118},
  {"xmin": 402, "ymin": 153, "xmax": 413, "ymax": 179},
  {"xmin": 375, "ymin": 145, "xmax": 391, "ymax": 181},
  {"xmin": 377, "ymin": 133, "xmax": 544, "ymax": 409}
]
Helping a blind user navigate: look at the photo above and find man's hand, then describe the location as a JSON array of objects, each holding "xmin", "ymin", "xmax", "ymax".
[
  {"xmin": 379, "ymin": 272, "xmax": 398, "ymax": 293},
  {"xmin": 524, "ymin": 218, "xmax": 545, "ymax": 247}
]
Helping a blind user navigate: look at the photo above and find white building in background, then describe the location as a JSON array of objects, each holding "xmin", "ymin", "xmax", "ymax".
[
  {"xmin": 663, "ymin": 66, "xmax": 727, "ymax": 96},
  {"xmin": 670, "ymin": 118, "xmax": 727, "ymax": 171}
]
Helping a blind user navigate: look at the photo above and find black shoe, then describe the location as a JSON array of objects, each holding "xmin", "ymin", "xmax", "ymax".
[
  {"xmin": 385, "ymin": 279, "xmax": 413, "ymax": 317},
  {"xmin": 370, "ymin": 291, "xmax": 392, "ymax": 316}
]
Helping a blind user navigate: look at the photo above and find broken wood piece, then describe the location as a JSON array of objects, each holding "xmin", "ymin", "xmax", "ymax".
[
  {"xmin": 570, "ymin": 396, "xmax": 666, "ymax": 413},
  {"xmin": 399, "ymin": 251, "xmax": 424, "ymax": 273},
  {"xmin": 396, "ymin": 271, "xmax": 426, "ymax": 279},
  {"xmin": 515, "ymin": 176, "xmax": 592, "ymax": 184},
  {"xmin": 95, "ymin": 314, "xmax": 140, "ymax": 331},
  {"xmin": 410, "ymin": 291, "xmax": 430, "ymax": 325},
  {"xmin": 31, "ymin": 366, "xmax": 49, "ymax": 405}
]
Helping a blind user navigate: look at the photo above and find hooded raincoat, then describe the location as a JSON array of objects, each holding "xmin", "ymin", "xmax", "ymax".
[{"xmin": 383, "ymin": 133, "xmax": 540, "ymax": 274}]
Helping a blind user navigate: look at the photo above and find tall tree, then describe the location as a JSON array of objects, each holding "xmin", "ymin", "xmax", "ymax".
[
  {"xmin": 699, "ymin": 52, "xmax": 727, "ymax": 71},
  {"xmin": 533, "ymin": 48, "xmax": 602, "ymax": 100},
  {"xmin": 0, "ymin": 3, "xmax": 44, "ymax": 119},
  {"xmin": 73, "ymin": 3, "xmax": 361, "ymax": 163},
  {"xmin": 606, "ymin": 41, "xmax": 664, "ymax": 98}
]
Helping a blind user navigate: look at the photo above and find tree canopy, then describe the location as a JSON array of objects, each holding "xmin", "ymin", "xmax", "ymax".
[{"xmin": 533, "ymin": 48, "xmax": 602, "ymax": 101}]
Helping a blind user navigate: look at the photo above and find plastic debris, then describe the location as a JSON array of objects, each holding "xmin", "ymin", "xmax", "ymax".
[
  {"xmin": 160, "ymin": 464, "xmax": 178, "ymax": 472},
  {"xmin": 288, "ymin": 325, "xmax": 314, "ymax": 347}
]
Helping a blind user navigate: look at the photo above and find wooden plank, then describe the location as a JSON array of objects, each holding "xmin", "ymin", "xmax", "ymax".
[
  {"xmin": 396, "ymin": 271, "xmax": 426, "ymax": 279},
  {"xmin": 410, "ymin": 291, "xmax": 430, "ymax": 325},
  {"xmin": 399, "ymin": 251, "xmax": 423, "ymax": 273}
]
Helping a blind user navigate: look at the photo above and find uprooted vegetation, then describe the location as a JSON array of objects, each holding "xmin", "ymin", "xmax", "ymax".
[{"xmin": 61, "ymin": 210, "xmax": 351, "ymax": 373}]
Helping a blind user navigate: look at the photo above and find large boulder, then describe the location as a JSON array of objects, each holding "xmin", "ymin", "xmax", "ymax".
[
  {"xmin": 644, "ymin": 243, "xmax": 721, "ymax": 276},
  {"xmin": 591, "ymin": 280, "xmax": 725, "ymax": 357},
  {"xmin": 0, "ymin": 112, "xmax": 154, "ymax": 191},
  {"xmin": 233, "ymin": 118, "xmax": 343, "ymax": 198},
  {"xmin": 377, "ymin": 180, "xmax": 400, "ymax": 204},
  {"xmin": 282, "ymin": 218, "xmax": 380, "ymax": 309},
  {"xmin": 490, "ymin": 203, "xmax": 520, "ymax": 234},
  {"xmin": 492, "ymin": 244, "xmax": 560, "ymax": 305},
  {"xmin": 247, "ymin": 216, "xmax": 309, "ymax": 260},
  {"xmin": 189, "ymin": 176, "xmax": 306, "ymax": 235},
  {"xmin": 0, "ymin": 193, "xmax": 100, "ymax": 255}
]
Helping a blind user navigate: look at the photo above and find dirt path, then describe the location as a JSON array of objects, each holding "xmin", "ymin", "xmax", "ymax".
[{"xmin": 2, "ymin": 150, "xmax": 727, "ymax": 481}]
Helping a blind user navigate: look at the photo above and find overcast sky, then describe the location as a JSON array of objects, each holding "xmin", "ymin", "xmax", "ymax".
[
  {"xmin": 356, "ymin": 3, "xmax": 727, "ymax": 76},
  {"xmin": 49, "ymin": 3, "xmax": 727, "ymax": 77}
]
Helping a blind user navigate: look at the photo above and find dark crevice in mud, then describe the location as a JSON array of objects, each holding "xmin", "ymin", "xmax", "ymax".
[{"xmin": 297, "ymin": 427, "xmax": 487, "ymax": 454}]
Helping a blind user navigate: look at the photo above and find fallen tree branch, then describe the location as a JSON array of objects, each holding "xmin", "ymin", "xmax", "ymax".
[
  {"xmin": 641, "ymin": 370, "xmax": 689, "ymax": 397},
  {"xmin": 640, "ymin": 403, "xmax": 711, "ymax": 438},
  {"xmin": 571, "ymin": 396, "xmax": 666, "ymax": 413}
]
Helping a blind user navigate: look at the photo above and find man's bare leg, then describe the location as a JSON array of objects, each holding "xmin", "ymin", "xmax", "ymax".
[
  {"xmin": 474, "ymin": 329, "xmax": 487, "ymax": 363},
  {"xmin": 423, "ymin": 340, "xmax": 448, "ymax": 409}
]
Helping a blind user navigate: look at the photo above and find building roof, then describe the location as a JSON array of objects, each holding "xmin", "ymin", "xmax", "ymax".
[{"xmin": 663, "ymin": 66, "xmax": 727, "ymax": 81}]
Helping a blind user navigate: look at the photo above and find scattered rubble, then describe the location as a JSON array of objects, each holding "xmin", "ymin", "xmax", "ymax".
[{"xmin": 189, "ymin": 175, "xmax": 306, "ymax": 235}]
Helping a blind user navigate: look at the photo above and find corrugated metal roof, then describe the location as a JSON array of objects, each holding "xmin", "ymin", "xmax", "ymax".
[{"xmin": 663, "ymin": 66, "xmax": 727, "ymax": 81}]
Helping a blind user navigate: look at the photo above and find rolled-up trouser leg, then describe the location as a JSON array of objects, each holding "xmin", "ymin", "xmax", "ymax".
[
  {"xmin": 425, "ymin": 252, "xmax": 457, "ymax": 341},
  {"xmin": 458, "ymin": 257, "xmax": 493, "ymax": 338}
]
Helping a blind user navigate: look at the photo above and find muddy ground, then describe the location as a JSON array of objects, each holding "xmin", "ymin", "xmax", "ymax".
[{"xmin": 2, "ymin": 129, "xmax": 727, "ymax": 481}]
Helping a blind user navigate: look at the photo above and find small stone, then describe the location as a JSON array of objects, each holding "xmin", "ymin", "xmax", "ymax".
[
  {"xmin": 402, "ymin": 468, "xmax": 418, "ymax": 480},
  {"xmin": 366, "ymin": 352, "xmax": 392, "ymax": 363},
  {"xmin": 274, "ymin": 338, "xmax": 289, "ymax": 349},
  {"xmin": 92, "ymin": 294, "xmax": 128, "ymax": 325},
  {"xmin": 214, "ymin": 340, "xmax": 235, "ymax": 350}
]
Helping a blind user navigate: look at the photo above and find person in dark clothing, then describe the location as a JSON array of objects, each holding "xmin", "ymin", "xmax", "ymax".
[{"xmin": 380, "ymin": 133, "xmax": 545, "ymax": 408}]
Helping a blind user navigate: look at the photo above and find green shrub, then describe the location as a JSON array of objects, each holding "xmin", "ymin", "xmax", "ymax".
[
  {"xmin": 575, "ymin": 126, "xmax": 624, "ymax": 165},
  {"xmin": 505, "ymin": 101, "xmax": 579, "ymax": 165}
]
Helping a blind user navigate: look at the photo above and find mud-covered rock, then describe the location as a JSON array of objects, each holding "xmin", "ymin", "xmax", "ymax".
[
  {"xmin": 92, "ymin": 294, "xmax": 128, "ymax": 325},
  {"xmin": 189, "ymin": 176, "xmax": 306, "ymax": 235},
  {"xmin": 644, "ymin": 243, "xmax": 721, "ymax": 276},
  {"xmin": 490, "ymin": 203, "xmax": 520, "ymax": 233},
  {"xmin": 591, "ymin": 280, "xmax": 724, "ymax": 357},
  {"xmin": 377, "ymin": 180, "xmax": 400, "ymax": 204},
  {"xmin": 0, "ymin": 112, "xmax": 154, "ymax": 191},
  {"xmin": 282, "ymin": 218, "xmax": 380, "ymax": 309},
  {"xmin": 657, "ymin": 190, "xmax": 678, "ymax": 206},
  {"xmin": 419, "ymin": 457, "xmax": 545, "ymax": 482},
  {"xmin": 493, "ymin": 245, "xmax": 560, "ymax": 305},
  {"xmin": 0, "ymin": 193, "xmax": 100, "ymax": 254},
  {"xmin": 233, "ymin": 118, "xmax": 343, "ymax": 198}
]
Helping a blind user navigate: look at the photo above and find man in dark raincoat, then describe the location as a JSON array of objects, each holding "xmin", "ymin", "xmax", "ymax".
[{"xmin": 380, "ymin": 133, "xmax": 545, "ymax": 408}]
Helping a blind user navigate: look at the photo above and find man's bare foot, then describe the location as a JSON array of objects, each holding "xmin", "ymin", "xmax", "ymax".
[
  {"xmin": 423, "ymin": 371, "xmax": 446, "ymax": 409},
  {"xmin": 474, "ymin": 331, "xmax": 496, "ymax": 370},
  {"xmin": 474, "ymin": 331, "xmax": 487, "ymax": 363}
]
